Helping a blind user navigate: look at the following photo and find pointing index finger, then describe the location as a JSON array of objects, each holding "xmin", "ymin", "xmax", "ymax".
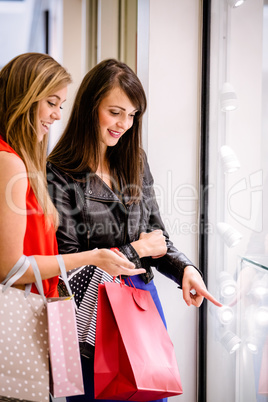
[{"xmin": 200, "ymin": 288, "xmax": 222, "ymax": 307}]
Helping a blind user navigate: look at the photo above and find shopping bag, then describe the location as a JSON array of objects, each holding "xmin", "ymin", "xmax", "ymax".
[
  {"xmin": 68, "ymin": 265, "xmax": 121, "ymax": 358},
  {"xmin": 47, "ymin": 298, "xmax": 84, "ymax": 397},
  {"xmin": 94, "ymin": 281, "xmax": 183, "ymax": 401},
  {"xmin": 0, "ymin": 256, "xmax": 50, "ymax": 402},
  {"xmin": 30, "ymin": 255, "xmax": 84, "ymax": 399},
  {"xmin": 0, "ymin": 254, "xmax": 84, "ymax": 401}
]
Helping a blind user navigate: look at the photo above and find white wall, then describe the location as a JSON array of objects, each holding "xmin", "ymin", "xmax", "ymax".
[{"xmin": 144, "ymin": 1, "xmax": 201, "ymax": 401}]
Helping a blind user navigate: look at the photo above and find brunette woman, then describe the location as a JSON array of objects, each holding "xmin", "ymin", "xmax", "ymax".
[{"xmin": 47, "ymin": 58, "xmax": 221, "ymax": 401}]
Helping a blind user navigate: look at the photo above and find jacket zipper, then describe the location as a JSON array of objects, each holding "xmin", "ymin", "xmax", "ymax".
[{"xmin": 87, "ymin": 229, "xmax": 90, "ymax": 249}]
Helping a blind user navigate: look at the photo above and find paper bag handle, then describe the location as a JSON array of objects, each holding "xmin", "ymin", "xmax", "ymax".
[
  {"xmin": 29, "ymin": 255, "xmax": 76, "ymax": 309},
  {"xmin": 55, "ymin": 254, "xmax": 73, "ymax": 298},
  {"xmin": 1, "ymin": 255, "xmax": 30, "ymax": 290},
  {"xmin": 27, "ymin": 255, "xmax": 46, "ymax": 302},
  {"xmin": 2, "ymin": 254, "xmax": 73, "ymax": 304},
  {"xmin": 28, "ymin": 255, "xmax": 74, "ymax": 301},
  {"xmin": 1, "ymin": 255, "xmax": 46, "ymax": 302}
]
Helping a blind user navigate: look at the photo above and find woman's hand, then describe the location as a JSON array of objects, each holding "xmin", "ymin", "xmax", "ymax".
[
  {"xmin": 131, "ymin": 230, "xmax": 167, "ymax": 259},
  {"xmin": 182, "ymin": 266, "xmax": 222, "ymax": 307},
  {"xmin": 91, "ymin": 248, "xmax": 146, "ymax": 277}
]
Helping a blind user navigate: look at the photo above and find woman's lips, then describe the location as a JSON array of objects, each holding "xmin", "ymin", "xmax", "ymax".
[
  {"xmin": 41, "ymin": 121, "xmax": 50, "ymax": 132},
  {"xmin": 108, "ymin": 129, "xmax": 122, "ymax": 139}
]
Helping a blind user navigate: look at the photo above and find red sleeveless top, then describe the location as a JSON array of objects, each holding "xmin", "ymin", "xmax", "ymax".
[{"xmin": 0, "ymin": 136, "xmax": 59, "ymax": 297}]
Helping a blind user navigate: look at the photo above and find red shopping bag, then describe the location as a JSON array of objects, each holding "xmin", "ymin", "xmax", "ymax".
[{"xmin": 94, "ymin": 281, "xmax": 183, "ymax": 401}]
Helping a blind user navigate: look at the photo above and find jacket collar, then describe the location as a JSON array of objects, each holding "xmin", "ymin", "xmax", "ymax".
[{"xmin": 84, "ymin": 172, "xmax": 122, "ymax": 202}]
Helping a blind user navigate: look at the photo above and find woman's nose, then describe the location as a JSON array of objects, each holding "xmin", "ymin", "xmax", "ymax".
[
  {"xmin": 117, "ymin": 116, "xmax": 130, "ymax": 130},
  {"xmin": 51, "ymin": 108, "xmax": 61, "ymax": 121}
]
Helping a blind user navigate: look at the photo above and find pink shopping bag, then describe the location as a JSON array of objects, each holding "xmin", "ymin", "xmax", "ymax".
[
  {"xmin": 29, "ymin": 255, "xmax": 85, "ymax": 399},
  {"xmin": 47, "ymin": 298, "xmax": 84, "ymax": 398}
]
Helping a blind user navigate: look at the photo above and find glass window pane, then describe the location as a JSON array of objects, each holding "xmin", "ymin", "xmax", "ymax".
[{"xmin": 207, "ymin": 1, "xmax": 268, "ymax": 401}]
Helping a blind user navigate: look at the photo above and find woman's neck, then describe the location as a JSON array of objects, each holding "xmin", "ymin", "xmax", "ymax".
[{"xmin": 96, "ymin": 155, "xmax": 112, "ymax": 189}]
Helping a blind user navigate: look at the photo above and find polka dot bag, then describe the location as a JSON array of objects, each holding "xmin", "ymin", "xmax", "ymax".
[
  {"xmin": 0, "ymin": 255, "xmax": 84, "ymax": 401},
  {"xmin": 0, "ymin": 256, "xmax": 50, "ymax": 402}
]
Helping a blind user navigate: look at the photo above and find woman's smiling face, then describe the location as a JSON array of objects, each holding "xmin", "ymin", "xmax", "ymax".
[
  {"xmin": 37, "ymin": 86, "xmax": 67, "ymax": 142},
  {"xmin": 98, "ymin": 86, "xmax": 137, "ymax": 151}
]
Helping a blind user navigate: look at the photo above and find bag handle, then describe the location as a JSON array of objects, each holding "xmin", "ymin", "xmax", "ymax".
[
  {"xmin": 28, "ymin": 255, "xmax": 46, "ymax": 303},
  {"xmin": 1, "ymin": 255, "xmax": 46, "ymax": 303},
  {"xmin": 126, "ymin": 277, "xmax": 136, "ymax": 288},
  {"xmin": 1, "ymin": 255, "xmax": 30, "ymax": 290},
  {"xmin": 1, "ymin": 254, "xmax": 74, "ymax": 305},
  {"xmin": 28, "ymin": 255, "xmax": 75, "ymax": 302},
  {"xmin": 55, "ymin": 254, "xmax": 73, "ymax": 298}
]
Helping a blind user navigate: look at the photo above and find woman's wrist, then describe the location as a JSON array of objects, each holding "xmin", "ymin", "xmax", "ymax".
[
  {"xmin": 83, "ymin": 248, "xmax": 101, "ymax": 267},
  {"xmin": 62, "ymin": 249, "xmax": 99, "ymax": 272},
  {"xmin": 183, "ymin": 265, "xmax": 202, "ymax": 279},
  {"xmin": 130, "ymin": 240, "xmax": 146, "ymax": 258}
]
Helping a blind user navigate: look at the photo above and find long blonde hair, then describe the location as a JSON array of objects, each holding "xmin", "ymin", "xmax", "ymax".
[{"xmin": 0, "ymin": 52, "xmax": 72, "ymax": 226}]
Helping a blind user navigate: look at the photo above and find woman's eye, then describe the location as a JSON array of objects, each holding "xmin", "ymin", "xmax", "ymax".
[
  {"xmin": 110, "ymin": 111, "xmax": 119, "ymax": 115},
  {"xmin": 48, "ymin": 101, "xmax": 56, "ymax": 107}
]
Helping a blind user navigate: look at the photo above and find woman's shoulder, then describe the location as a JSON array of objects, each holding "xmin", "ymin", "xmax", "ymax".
[
  {"xmin": 47, "ymin": 160, "xmax": 62, "ymax": 174},
  {"xmin": 0, "ymin": 151, "xmax": 27, "ymax": 196},
  {"xmin": 139, "ymin": 149, "xmax": 153, "ymax": 184},
  {"xmin": 0, "ymin": 150, "xmax": 26, "ymax": 175},
  {"xmin": 47, "ymin": 161, "xmax": 69, "ymax": 183},
  {"xmin": 46, "ymin": 161, "xmax": 87, "ymax": 185},
  {"xmin": 0, "ymin": 137, "xmax": 24, "ymax": 169}
]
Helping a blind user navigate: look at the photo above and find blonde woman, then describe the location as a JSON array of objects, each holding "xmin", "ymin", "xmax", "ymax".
[{"xmin": 0, "ymin": 53, "xmax": 143, "ymax": 297}]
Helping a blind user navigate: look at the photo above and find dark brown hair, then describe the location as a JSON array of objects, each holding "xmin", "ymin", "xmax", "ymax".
[{"xmin": 48, "ymin": 58, "xmax": 147, "ymax": 203}]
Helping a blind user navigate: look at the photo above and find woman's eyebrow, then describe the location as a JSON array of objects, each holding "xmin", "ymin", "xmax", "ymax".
[
  {"xmin": 109, "ymin": 105, "xmax": 138, "ymax": 113},
  {"xmin": 49, "ymin": 95, "xmax": 61, "ymax": 99},
  {"xmin": 49, "ymin": 94, "xmax": 66, "ymax": 102}
]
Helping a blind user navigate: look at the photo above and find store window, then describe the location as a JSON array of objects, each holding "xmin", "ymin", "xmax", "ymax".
[{"xmin": 202, "ymin": 1, "xmax": 268, "ymax": 401}]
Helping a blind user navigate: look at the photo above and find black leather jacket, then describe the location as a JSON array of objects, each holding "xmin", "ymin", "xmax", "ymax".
[{"xmin": 47, "ymin": 155, "xmax": 198, "ymax": 287}]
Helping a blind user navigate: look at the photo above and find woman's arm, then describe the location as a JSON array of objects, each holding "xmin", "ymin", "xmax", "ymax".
[
  {"xmin": 0, "ymin": 151, "xmax": 27, "ymax": 280},
  {"xmin": 26, "ymin": 248, "xmax": 144, "ymax": 283},
  {"xmin": 139, "ymin": 156, "xmax": 199, "ymax": 279},
  {"xmin": 131, "ymin": 230, "xmax": 167, "ymax": 259},
  {"xmin": 130, "ymin": 154, "xmax": 221, "ymax": 307}
]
